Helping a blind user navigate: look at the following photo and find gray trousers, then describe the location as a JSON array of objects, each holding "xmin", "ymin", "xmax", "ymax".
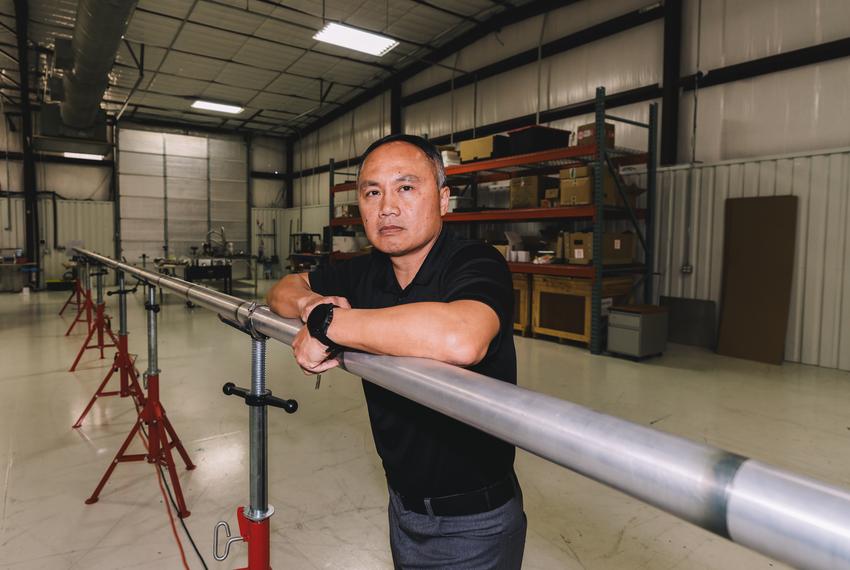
[{"xmin": 388, "ymin": 485, "xmax": 527, "ymax": 569}]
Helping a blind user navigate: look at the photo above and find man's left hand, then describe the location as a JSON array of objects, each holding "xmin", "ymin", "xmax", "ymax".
[{"xmin": 292, "ymin": 326, "xmax": 340, "ymax": 375}]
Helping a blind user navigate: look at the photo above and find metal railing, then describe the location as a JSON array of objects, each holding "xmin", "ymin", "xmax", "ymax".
[{"xmin": 73, "ymin": 247, "xmax": 850, "ymax": 570}]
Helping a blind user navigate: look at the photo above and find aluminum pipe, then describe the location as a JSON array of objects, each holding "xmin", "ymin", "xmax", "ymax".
[{"xmin": 72, "ymin": 248, "xmax": 850, "ymax": 569}]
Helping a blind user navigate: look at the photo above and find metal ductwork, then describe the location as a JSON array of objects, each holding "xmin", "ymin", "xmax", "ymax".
[{"xmin": 60, "ymin": 0, "xmax": 139, "ymax": 130}]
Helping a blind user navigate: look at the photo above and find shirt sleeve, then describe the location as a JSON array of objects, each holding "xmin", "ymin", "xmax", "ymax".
[{"xmin": 442, "ymin": 243, "xmax": 513, "ymax": 331}]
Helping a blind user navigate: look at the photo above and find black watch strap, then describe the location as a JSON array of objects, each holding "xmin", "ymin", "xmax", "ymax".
[{"xmin": 307, "ymin": 303, "xmax": 342, "ymax": 351}]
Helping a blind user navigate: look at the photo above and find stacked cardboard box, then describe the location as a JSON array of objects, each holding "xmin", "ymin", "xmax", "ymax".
[
  {"xmin": 577, "ymin": 122, "xmax": 615, "ymax": 148},
  {"xmin": 459, "ymin": 135, "xmax": 509, "ymax": 162},
  {"xmin": 558, "ymin": 167, "xmax": 642, "ymax": 208},
  {"xmin": 567, "ymin": 231, "xmax": 636, "ymax": 265},
  {"xmin": 509, "ymin": 175, "xmax": 557, "ymax": 209}
]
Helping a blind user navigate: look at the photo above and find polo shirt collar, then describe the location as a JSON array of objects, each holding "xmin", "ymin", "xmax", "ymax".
[{"xmin": 372, "ymin": 225, "xmax": 450, "ymax": 293}]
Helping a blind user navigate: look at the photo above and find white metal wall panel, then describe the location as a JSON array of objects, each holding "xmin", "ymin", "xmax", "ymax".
[
  {"xmin": 679, "ymin": 59, "xmax": 850, "ymax": 163},
  {"xmin": 293, "ymin": 92, "xmax": 389, "ymax": 172},
  {"xmin": 119, "ymin": 131, "xmax": 166, "ymax": 261},
  {"xmin": 161, "ymin": 133, "xmax": 209, "ymax": 255},
  {"xmin": 402, "ymin": 0, "xmax": 652, "ymax": 96},
  {"xmin": 0, "ymin": 198, "xmax": 114, "ymax": 282},
  {"xmin": 645, "ymin": 147, "xmax": 850, "ymax": 371},
  {"xmin": 681, "ymin": 0, "xmax": 850, "ymax": 75},
  {"xmin": 38, "ymin": 199, "xmax": 114, "ymax": 281},
  {"xmin": 210, "ymin": 136, "xmax": 248, "ymax": 253},
  {"xmin": 403, "ymin": 86, "xmax": 475, "ymax": 141},
  {"xmin": 251, "ymin": 137, "xmax": 285, "ymax": 172},
  {"xmin": 0, "ymin": 197, "xmax": 24, "ymax": 251},
  {"xmin": 119, "ymin": 129, "xmax": 164, "ymax": 153},
  {"xmin": 37, "ymin": 164, "xmax": 112, "ymax": 201},
  {"xmin": 252, "ymin": 180, "xmax": 285, "ymax": 208},
  {"xmin": 118, "ymin": 151, "xmax": 164, "ymax": 176},
  {"xmin": 164, "ymin": 133, "xmax": 208, "ymax": 157}
]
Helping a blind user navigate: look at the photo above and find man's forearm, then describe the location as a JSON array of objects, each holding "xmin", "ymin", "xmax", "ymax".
[
  {"xmin": 328, "ymin": 301, "xmax": 499, "ymax": 366},
  {"xmin": 266, "ymin": 274, "xmax": 320, "ymax": 319}
]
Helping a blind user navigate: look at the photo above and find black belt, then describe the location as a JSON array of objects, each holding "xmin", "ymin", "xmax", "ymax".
[{"xmin": 399, "ymin": 475, "xmax": 516, "ymax": 517}]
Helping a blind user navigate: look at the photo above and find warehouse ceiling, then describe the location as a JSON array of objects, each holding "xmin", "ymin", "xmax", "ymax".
[{"xmin": 0, "ymin": 0, "xmax": 529, "ymax": 137}]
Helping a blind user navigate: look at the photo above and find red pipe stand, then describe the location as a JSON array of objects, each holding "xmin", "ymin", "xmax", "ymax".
[
  {"xmin": 68, "ymin": 302, "xmax": 118, "ymax": 372},
  {"xmin": 59, "ymin": 277, "xmax": 83, "ymax": 316},
  {"xmin": 64, "ymin": 282, "xmax": 93, "ymax": 336},
  {"xmin": 237, "ymin": 507, "xmax": 272, "ymax": 570},
  {"xmin": 84, "ymin": 372, "xmax": 195, "ymax": 516},
  {"xmin": 72, "ymin": 333, "xmax": 145, "ymax": 428},
  {"xmin": 84, "ymin": 283, "xmax": 195, "ymax": 517}
]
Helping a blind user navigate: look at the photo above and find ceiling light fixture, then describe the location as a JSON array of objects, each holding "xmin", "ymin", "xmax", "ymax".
[
  {"xmin": 191, "ymin": 100, "xmax": 244, "ymax": 114},
  {"xmin": 313, "ymin": 22, "xmax": 398, "ymax": 57},
  {"xmin": 64, "ymin": 152, "xmax": 104, "ymax": 161}
]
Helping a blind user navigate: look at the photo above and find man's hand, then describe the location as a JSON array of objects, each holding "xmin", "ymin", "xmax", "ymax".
[
  {"xmin": 292, "ymin": 326, "xmax": 341, "ymax": 375},
  {"xmin": 298, "ymin": 294, "xmax": 351, "ymax": 323}
]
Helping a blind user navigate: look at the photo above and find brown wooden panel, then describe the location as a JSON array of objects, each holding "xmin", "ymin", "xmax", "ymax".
[{"xmin": 717, "ymin": 196, "xmax": 798, "ymax": 364}]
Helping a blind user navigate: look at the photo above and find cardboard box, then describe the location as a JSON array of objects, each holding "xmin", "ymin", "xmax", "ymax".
[
  {"xmin": 567, "ymin": 232, "xmax": 636, "ymax": 265},
  {"xmin": 509, "ymin": 176, "xmax": 558, "ymax": 209},
  {"xmin": 577, "ymin": 122, "xmax": 615, "ymax": 148},
  {"xmin": 492, "ymin": 244, "xmax": 509, "ymax": 259},
  {"xmin": 559, "ymin": 166, "xmax": 590, "ymax": 179},
  {"xmin": 441, "ymin": 149, "xmax": 460, "ymax": 166},
  {"xmin": 507, "ymin": 125, "xmax": 571, "ymax": 155},
  {"xmin": 544, "ymin": 188, "xmax": 560, "ymax": 200},
  {"xmin": 459, "ymin": 135, "xmax": 509, "ymax": 162},
  {"xmin": 559, "ymin": 174, "xmax": 641, "ymax": 208}
]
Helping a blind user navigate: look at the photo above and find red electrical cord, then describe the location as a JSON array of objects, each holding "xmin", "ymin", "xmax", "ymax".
[{"xmin": 155, "ymin": 462, "xmax": 191, "ymax": 570}]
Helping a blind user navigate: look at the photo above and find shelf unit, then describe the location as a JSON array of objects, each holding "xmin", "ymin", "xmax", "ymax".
[{"xmin": 327, "ymin": 86, "xmax": 657, "ymax": 354}]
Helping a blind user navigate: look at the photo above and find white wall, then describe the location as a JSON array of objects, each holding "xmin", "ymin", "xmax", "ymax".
[
  {"xmin": 679, "ymin": 0, "xmax": 850, "ymax": 163},
  {"xmin": 637, "ymin": 146, "xmax": 850, "ymax": 371},
  {"xmin": 251, "ymin": 136, "xmax": 287, "ymax": 208},
  {"xmin": 0, "ymin": 196, "xmax": 114, "ymax": 282}
]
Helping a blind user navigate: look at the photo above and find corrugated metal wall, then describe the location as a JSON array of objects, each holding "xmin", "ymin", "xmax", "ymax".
[
  {"xmin": 251, "ymin": 206, "xmax": 325, "ymax": 269},
  {"xmin": 0, "ymin": 197, "xmax": 114, "ymax": 282},
  {"xmin": 647, "ymin": 147, "xmax": 850, "ymax": 371},
  {"xmin": 118, "ymin": 128, "xmax": 249, "ymax": 260}
]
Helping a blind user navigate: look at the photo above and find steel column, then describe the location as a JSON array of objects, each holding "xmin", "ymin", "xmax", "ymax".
[
  {"xmin": 590, "ymin": 87, "xmax": 606, "ymax": 355},
  {"xmin": 660, "ymin": 0, "xmax": 682, "ymax": 165},
  {"xmin": 13, "ymin": 0, "xmax": 38, "ymax": 278}
]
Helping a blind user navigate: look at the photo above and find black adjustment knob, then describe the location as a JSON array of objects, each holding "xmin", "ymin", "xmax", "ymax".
[
  {"xmin": 221, "ymin": 382, "xmax": 298, "ymax": 413},
  {"xmin": 266, "ymin": 394, "xmax": 298, "ymax": 414}
]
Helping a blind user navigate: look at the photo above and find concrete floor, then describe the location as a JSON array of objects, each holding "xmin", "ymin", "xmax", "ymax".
[{"xmin": 1, "ymin": 284, "xmax": 849, "ymax": 569}]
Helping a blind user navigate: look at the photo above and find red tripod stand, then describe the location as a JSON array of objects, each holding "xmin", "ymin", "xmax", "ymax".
[
  {"xmin": 85, "ymin": 283, "xmax": 195, "ymax": 517},
  {"xmin": 59, "ymin": 274, "xmax": 83, "ymax": 316},
  {"xmin": 73, "ymin": 276, "xmax": 145, "ymax": 428},
  {"xmin": 69, "ymin": 269, "xmax": 118, "ymax": 372},
  {"xmin": 65, "ymin": 266, "xmax": 94, "ymax": 336}
]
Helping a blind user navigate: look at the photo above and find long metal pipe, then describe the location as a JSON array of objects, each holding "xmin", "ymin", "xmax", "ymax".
[{"xmin": 73, "ymin": 247, "xmax": 850, "ymax": 570}]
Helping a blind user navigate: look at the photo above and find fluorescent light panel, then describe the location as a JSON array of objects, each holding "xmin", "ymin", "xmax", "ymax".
[
  {"xmin": 64, "ymin": 152, "xmax": 104, "ymax": 161},
  {"xmin": 192, "ymin": 100, "xmax": 244, "ymax": 114},
  {"xmin": 313, "ymin": 22, "xmax": 398, "ymax": 57}
]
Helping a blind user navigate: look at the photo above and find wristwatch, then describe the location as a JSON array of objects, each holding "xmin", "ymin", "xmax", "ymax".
[{"xmin": 307, "ymin": 303, "xmax": 343, "ymax": 352}]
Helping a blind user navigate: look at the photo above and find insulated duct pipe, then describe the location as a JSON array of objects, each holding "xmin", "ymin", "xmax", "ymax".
[
  {"xmin": 61, "ymin": 0, "xmax": 139, "ymax": 129},
  {"xmin": 74, "ymin": 246, "xmax": 850, "ymax": 570}
]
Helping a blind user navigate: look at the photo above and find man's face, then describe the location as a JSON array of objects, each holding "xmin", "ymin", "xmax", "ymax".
[{"xmin": 357, "ymin": 141, "xmax": 449, "ymax": 256}]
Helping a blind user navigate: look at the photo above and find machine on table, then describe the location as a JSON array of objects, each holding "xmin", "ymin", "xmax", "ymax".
[
  {"xmin": 0, "ymin": 248, "xmax": 36, "ymax": 292},
  {"xmin": 288, "ymin": 232, "xmax": 328, "ymax": 273}
]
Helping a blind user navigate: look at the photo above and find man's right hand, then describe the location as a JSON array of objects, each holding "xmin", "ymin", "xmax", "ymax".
[{"xmin": 298, "ymin": 294, "xmax": 351, "ymax": 323}]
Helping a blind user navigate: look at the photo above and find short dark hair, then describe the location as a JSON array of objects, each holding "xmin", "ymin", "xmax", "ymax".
[{"xmin": 359, "ymin": 133, "xmax": 446, "ymax": 188}]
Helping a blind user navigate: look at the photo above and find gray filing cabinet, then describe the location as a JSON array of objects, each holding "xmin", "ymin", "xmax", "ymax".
[{"xmin": 607, "ymin": 305, "xmax": 668, "ymax": 358}]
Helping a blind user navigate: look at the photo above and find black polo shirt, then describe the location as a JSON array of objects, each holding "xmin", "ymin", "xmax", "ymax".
[{"xmin": 308, "ymin": 227, "xmax": 517, "ymax": 498}]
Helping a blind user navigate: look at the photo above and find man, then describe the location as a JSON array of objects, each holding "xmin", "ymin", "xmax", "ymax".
[{"xmin": 267, "ymin": 134, "xmax": 526, "ymax": 569}]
